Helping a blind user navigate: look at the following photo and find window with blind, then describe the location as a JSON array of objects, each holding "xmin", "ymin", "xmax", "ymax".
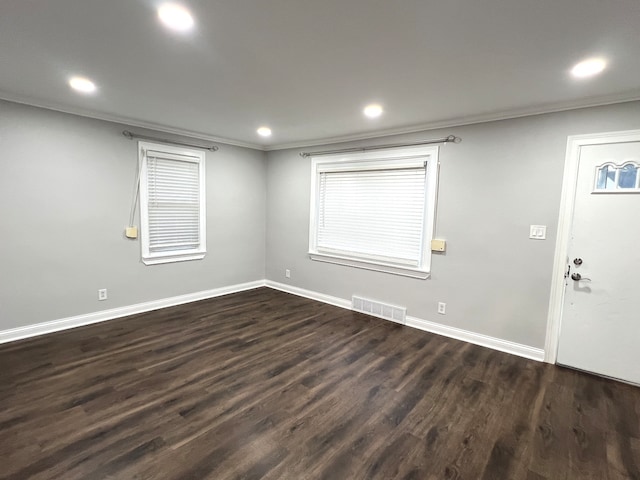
[
  {"xmin": 139, "ymin": 142, "xmax": 206, "ymax": 265},
  {"xmin": 309, "ymin": 145, "xmax": 439, "ymax": 278}
]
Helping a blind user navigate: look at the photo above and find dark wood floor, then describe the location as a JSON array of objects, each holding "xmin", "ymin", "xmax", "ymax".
[{"xmin": 0, "ymin": 288, "xmax": 638, "ymax": 480}]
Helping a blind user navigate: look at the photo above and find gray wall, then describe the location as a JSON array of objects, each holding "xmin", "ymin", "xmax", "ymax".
[
  {"xmin": 265, "ymin": 101, "xmax": 640, "ymax": 349},
  {"xmin": 0, "ymin": 100, "xmax": 267, "ymax": 330},
  {"xmin": 3, "ymin": 99, "xmax": 640, "ymax": 348}
]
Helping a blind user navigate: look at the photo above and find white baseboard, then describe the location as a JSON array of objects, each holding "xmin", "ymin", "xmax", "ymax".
[
  {"xmin": 0, "ymin": 280, "xmax": 265, "ymax": 345},
  {"xmin": 0, "ymin": 279, "xmax": 546, "ymax": 363},
  {"xmin": 404, "ymin": 316, "xmax": 545, "ymax": 362},
  {"xmin": 265, "ymin": 281, "xmax": 545, "ymax": 362},
  {"xmin": 265, "ymin": 280, "xmax": 351, "ymax": 309}
]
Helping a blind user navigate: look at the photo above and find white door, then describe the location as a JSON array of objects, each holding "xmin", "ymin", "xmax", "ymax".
[{"xmin": 557, "ymin": 138, "xmax": 640, "ymax": 385}]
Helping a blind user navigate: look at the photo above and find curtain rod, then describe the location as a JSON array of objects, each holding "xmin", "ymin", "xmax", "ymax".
[
  {"xmin": 122, "ymin": 130, "xmax": 219, "ymax": 152},
  {"xmin": 299, "ymin": 135, "xmax": 461, "ymax": 158}
]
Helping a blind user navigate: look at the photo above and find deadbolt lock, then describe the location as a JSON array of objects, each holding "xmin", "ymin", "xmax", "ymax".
[{"xmin": 573, "ymin": 258, "xmax": 583, "ymax": 266}]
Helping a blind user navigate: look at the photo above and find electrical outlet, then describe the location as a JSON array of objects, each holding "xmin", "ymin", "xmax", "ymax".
[
  {"xmin": 437, "ymin": 302, "xmax": 446, "ymax": 314},
  {"xmin": 98, "ymin": 288, "xmax": 108, "ymax": 301},
  {"xmin": 285, "ymin": 269, "xmax": 291, "ymax": 278}
]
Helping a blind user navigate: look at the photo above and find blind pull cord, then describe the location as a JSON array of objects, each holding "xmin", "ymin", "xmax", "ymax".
[{"xmin": 125, "ymin": 149, "xmax": 144, "ymax": 239}]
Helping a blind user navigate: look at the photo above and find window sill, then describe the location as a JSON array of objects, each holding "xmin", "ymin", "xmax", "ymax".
[
  {"xmin": 142, "ymin": 252, "xmax": 205, "ymax": 265},
  {"xmin": 309, "ymin": 252, "xmax": 430, "ymax": 279}
]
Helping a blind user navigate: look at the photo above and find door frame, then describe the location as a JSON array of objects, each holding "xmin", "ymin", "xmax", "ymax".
[{"xmin": 544, "ymin": 129, "xmax": 640, "ymax": 363}]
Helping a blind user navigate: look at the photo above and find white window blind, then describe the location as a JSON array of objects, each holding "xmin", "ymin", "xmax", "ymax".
[
  {"xmin": 146, "ymin": 151, "xmax": 201, "ymax": 252},
  {"xmin": 139, "ymin": 142, "xmax": 206, "ymax": 265},
  {"xmin": 317, "ymin": 166, "xmax": 427, "ymax": 266},
  {"xmin": 309, "ymin": 145, "xmax": 439, "ymax": 278}
]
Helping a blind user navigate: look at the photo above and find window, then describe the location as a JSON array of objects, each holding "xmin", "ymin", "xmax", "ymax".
[
  {"xmin": 309, "ymin": 145, "xmax": 439, "ymax": 278},
  {"xmin": 139, "ymin": 141, "xmax": 206, "ymax": 265},
  {"xmin": 594, "ymin": 162, "xmax": 640, "ymax": 192}
]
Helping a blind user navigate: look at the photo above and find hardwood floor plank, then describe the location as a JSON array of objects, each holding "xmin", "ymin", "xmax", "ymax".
[{"xmin": 1, "ymin": 287, "xmax": 639, "ymax": 479}]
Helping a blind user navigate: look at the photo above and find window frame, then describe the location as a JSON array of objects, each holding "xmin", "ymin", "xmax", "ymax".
[
  {"xmin": 593, "ymin": 161, "xmax": 640, "ymax": 193},
  {"xmin": 308, "ymin": 145, "xmax": 439, "ymax": 279},
  {"xmin": 139, "ymin": 141, "xmax": 207, "ymax": 265}
]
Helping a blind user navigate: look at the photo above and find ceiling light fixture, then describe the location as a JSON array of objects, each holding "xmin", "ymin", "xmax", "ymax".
[
  {"xmin": 571, "ymin": 58, "xmax": 607, "ymax": 78},
  {"xmin": 257, "ymin": 127, "xmax": 272, "ymax": 137},
  {"xmin": 68, "ymin": 76, "xmax": 97, "ymax": 94},
  {"xmin": 158, "ymin": 3, "xmax": 195, "ymax": 32},
  {"xmin": 364, "ymin": 104, "xmax": 383, "ymax": 118}
]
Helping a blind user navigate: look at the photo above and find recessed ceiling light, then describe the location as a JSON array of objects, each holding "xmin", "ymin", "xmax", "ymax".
[
  {"xmin": 364, "ymin": 104, "xmax": 383, "ymax": 118},
  {"xmin": 68, "ymin": 76, "xmax": 97, "ymax": 94},
  {"xmin": 571, "ymin": 58, "xmax": 607, "ymax": 78},
  {"xmin": 257, "ymin": 127, "xmax": 272, "ymax": 137},
  {"xmin": 158, "ymin": 3, "xmax": 194, "ymax": 32}
]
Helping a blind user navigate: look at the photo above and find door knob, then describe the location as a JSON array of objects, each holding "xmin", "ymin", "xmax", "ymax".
[{"xmin": 571, "ymin": 272, "xmax": 591, "ymax": 281}]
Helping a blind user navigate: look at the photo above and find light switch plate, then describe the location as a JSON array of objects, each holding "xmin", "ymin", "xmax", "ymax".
[{"xmin": 529, "ymin": 225, "xmax": 547, "ymax": 240}]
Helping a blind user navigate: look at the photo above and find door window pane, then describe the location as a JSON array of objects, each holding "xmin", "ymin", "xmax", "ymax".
[
  {"xmin": 596, "ymin": 165, "xmax": 616, "ymax": 190},
  {"xmin": 618, "ymin": 164, "xmax": 638, "ymax": 189}
]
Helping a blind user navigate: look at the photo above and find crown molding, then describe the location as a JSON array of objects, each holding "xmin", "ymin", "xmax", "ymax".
[
  {"xmin": 3, "ymin": 89, "xmax": 639, "ymax": 153},
  {"xmin": 0, "ymin": 91, "xmax": 265, "ymax": 151},
  {"xmin": 264, "ymin": 91, "xmax": 640, "ymax": 151}
]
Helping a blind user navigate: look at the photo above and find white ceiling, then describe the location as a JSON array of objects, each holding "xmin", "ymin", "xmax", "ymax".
[{"xmin": 1, "ymin": 0, "xmax": 639, "ymax": 150}]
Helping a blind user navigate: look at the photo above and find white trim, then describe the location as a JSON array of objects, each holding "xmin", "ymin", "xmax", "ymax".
[
  {"xmin": 139, "ymin": 141, "xmax": 207, "ymax": 265},
  {"xmin": 544, "ymin": 129, "xmax": 640, "ymax": 363},
  {"xmin": 265, "ymin": 93, "xmax": 640, "ymax": 151},
  {"xmin": 142, "ymin": 253, "xmax": 206, "ymax": 265},
  {"xmin": 266, "ymin": 281, "xmax": 544, "ymax": 362},
  {"xmin": 592, "ymin": 160, "xmax": 640, "ymax": 193},
  {"xmin": 3, "ymin": 89, "xmax": 639, "ymax": 153},
  {"xmin": 0, "ymin": 278, "xmax": 544, "ymax": 362},
  {"xmin": 265, "ymin": 280, "xmax": 351, "ymax": 309},
  {"xmin": 0, "ymin": 280, "xmax": 265, "ymax": 345},
  {"xmin": 308, "ymin": 145, "xmax": 438, "ymax": 278},
  {"xmin": 0, "ymin": 93, "xmax": 263, "ymax": 150},
  {"xmin": 308, "ymin": 253, "xmax": 430, "ymax": 279},
  {"xmin": 405, "ymin": 316, "xmax": 545, "ymax": 362}
]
